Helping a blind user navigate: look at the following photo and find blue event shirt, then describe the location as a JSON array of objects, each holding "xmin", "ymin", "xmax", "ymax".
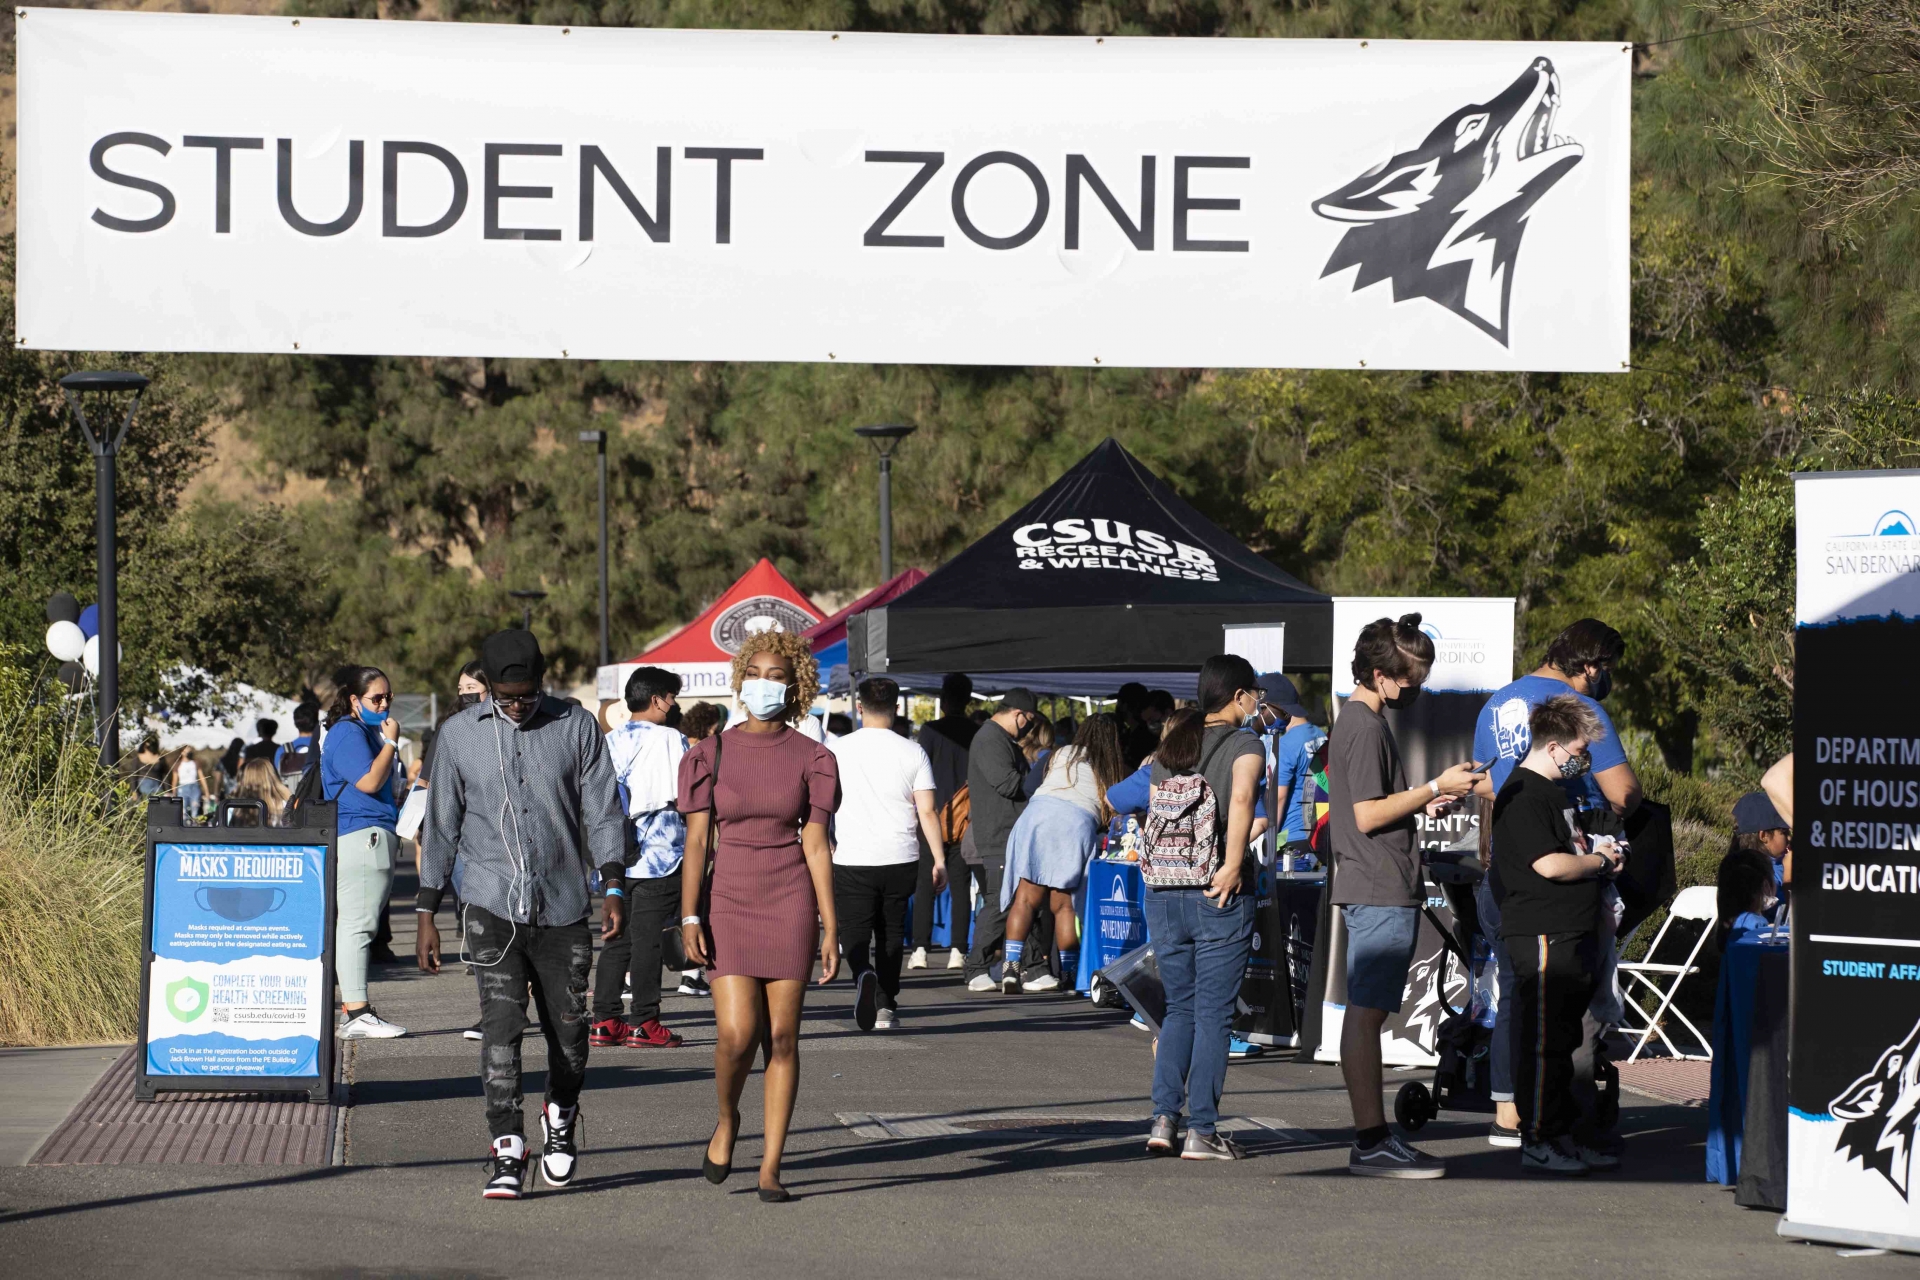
[
  {"xmin": 1269, "ymin": 721, "xmax": 1328, "ymax": 843},
  {"xmin": 1473, "ymin": 675, "xmax": 1626, "ymax": 812},
  {"xmin": 320, "ymin": 718, "xmax": 401, "ymax": 836}
]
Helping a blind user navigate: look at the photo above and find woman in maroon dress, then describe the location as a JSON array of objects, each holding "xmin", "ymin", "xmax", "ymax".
[{"xmin": 679, "ymin": 630, "xmax": 840, "ymax": 1202}]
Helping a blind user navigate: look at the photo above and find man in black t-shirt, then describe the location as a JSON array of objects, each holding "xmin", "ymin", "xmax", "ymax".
[{"xmin": 1491, "ymin": 695, "xmax": 1626, "ymax": 1177}]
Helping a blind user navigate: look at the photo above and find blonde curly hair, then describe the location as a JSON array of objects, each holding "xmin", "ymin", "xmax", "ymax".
[{"xmin": 729, "ymin": 629, "xmax": 819, "ymax": 725}]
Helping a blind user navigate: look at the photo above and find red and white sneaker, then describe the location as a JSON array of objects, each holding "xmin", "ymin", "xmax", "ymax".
[
  {"xmin": 621, "ymin": 1017, "xmax": 684, "ymax": 1048},
  {"xmin": 588, "ymin": 1018, "xmax": 631, "ymax": 1047},
  {"xmin": 483, "ymin": 1135, "xmax": 527, "ymax": 1199}
]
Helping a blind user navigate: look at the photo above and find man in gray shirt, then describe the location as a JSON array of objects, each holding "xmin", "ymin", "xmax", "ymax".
[
  {"xmin": 962, "ymin": 688, "xmax": 1045, "ymax": 991},
  {"xmin": 415, "ymin": 629, "xmax": 627, "ymax": 1201}
]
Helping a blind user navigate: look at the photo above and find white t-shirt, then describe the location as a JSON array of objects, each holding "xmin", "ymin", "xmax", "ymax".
[
  {"xmin": 827, "ymin": 727, "xmax": 936, "ymax": 866},
  {"xmin": 176, "ymin": 757, "xmax": 199, "ymax": 786}
]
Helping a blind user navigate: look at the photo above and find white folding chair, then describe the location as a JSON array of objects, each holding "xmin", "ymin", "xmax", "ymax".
[{"xmin": 1616, "ymin": 884, "xmax": 1718, "ymax": 1062}]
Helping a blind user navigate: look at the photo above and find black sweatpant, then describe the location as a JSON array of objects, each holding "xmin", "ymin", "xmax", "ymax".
[
  {"xmin": 1510, "ymin": 930, "xmax": 1599, "ymax": 1146},
  {"xmin": 591, "ymin": 868, "xmax": 684, "ymax": 1023},
  {"xmin": 833, "ymin": 862, "xmax": 918, "ymax": 1011},
  {"xmin": 962, "ymin": 857, "xmax": 1053, "ymax": 981},
  {"xmin": 468, "ymin": 905, "xmax": 594, "ymax": 1141}
]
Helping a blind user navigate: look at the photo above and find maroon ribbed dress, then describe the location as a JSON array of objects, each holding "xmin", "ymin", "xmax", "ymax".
[{"xmin": 677, "ymin": 725, "xmax": 841, "ymax": 981}]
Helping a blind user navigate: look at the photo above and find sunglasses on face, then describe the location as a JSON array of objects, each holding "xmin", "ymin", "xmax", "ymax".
[{"xmin": 359, "ymin": 693, "xmax": 392, "ymax": 708}]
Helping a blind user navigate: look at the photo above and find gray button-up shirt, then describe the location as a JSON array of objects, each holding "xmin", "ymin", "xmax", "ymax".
[{"xmin": 421, "ymin": 696, "xmax": 625, "ymax": 926}]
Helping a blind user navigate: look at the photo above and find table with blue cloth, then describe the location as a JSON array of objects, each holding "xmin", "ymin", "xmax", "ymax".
[
  {"xmin": 1706, "ymin": 927, "xmax": 1790, "ymax": 1211},
  {"xmin": 1076, "ymin": 859, "xmax": 1146, "ymax": 991}
]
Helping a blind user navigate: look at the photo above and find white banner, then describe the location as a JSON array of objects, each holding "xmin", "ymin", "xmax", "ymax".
[
  {"xmin": 1331, "ymin": 596, "xmax": 1516, "ymax": 696},
  {"xmin": 1794, "ymin": 469, "xmax": 1920, "ymax": 626},
  {"xmin": 17, "ymin": 11, "xmax": 1630, "ymax": 370}
]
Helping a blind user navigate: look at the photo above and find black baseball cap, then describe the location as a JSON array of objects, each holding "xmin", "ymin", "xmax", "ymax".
[
  {"xmin": 481, "ymin": 629, "xmax": 545, "ymax": 686},
  {"xmin": 1256, "ymin": 672, "xmax": 1309, "ymax": 721},
  {"xmin": 998, "ymin": 687, "xmax": 1039, "ymax": 714}
]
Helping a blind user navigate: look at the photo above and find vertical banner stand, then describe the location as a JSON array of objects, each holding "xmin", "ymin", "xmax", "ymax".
[
  {"xmin": 1779, "ymin": 470, "xmax": 1920, "ymax": 1253},
  {"xmin": 137, "ymin": 798, "xmax": 338, "ymax": 1104}
]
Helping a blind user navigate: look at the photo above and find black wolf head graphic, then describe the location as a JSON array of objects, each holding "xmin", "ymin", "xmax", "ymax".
[
  {"xmin": 1312, "ymin": 57, "xmax": 1584, "ymax": 345},
  {"xmin": 1832, "ymin": 1016, "xmax": 1920, "ymax": 1200}
]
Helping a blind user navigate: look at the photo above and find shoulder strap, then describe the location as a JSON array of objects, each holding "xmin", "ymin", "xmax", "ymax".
[
  {"xmin": 1195, "ymin": 727, "xmax": 1234, "ymax": 777},
  {"xmin": 706, "ymin": 730, "xmax": 723, "ymax": 861}
]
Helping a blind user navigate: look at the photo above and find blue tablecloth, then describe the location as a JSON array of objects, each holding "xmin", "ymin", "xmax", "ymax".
[
  {"xmin": 1077, "ymin": 860, "xmax": 1146, "ymax": 991},
  {"xmin": 1707, "ymin": 933, "xmax": 1789, "ymax": 1184}
]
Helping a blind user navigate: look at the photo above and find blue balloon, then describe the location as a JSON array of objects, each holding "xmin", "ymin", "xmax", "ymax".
[{"xmin": 77, "ymin": 603, "xmax": 99, "ymax": 640}]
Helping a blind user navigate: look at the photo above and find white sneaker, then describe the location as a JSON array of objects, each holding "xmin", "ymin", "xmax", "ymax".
[
  {"xmin": 538, "ymin": 1103, "xmax": 579, "ymax": 1187},
  {"xmin": 1521, "ymin": 1136, "xmax": 1591, "ymax": 1177},
  {"xmin": 1024, "ymin": 972, "xmax": 1061, "ymax": 992},
  {"xmin": 967, "ymin": 973, "xmax": 996, "ymax": 992},
  {"xmin": 946, "ymin": 948, "xmax": 965, "ymax": 969},
  {"xmin": 337, "ymin": 1007, "xmax": 407, "ymax": 1039},
  {"xmin": 907, "ymin": 947, "xmax": 929, "ymax": 970},
  {"xmin": 874, "ymin": 1007, "xmax": 898, "ymax": 1030},
  {"xmin": 483, "ymin": 1135, "xmax": 526, "ymax": 1200}
]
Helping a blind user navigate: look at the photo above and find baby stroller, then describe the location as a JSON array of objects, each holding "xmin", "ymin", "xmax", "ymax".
[
  {"xmin": 1394, "ymin": 849, "xmax": 1621, "ymax": 1134},
  {"xmin": 1393, "ymin": 851, "xmax": 1494, "ymax": 1131}
]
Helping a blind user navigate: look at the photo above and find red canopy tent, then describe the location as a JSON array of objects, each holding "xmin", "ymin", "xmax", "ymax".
[{"xmin": 595, "ymin": 558, "xmax": 823, "ymax": 706}]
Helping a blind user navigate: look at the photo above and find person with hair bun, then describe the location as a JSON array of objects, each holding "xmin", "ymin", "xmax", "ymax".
[
  {"xmin": 1329, "ymin": 614, "xmax": 1483, "ymax": 1179},
  {"xmin": 320, "ymin": 663, "xmax": 408, "ymax": 1042},
  {"xmin": 679, "ymin": 628, "xmax": 841, "ymax": 1203}
]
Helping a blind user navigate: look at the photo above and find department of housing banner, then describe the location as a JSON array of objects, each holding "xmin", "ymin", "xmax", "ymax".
[
  {"xmin": 1785, "ymin": 470, "xmax": 1920, "ymax": 1252},
  {"xmin": 16, "ymin": 10, "xmax": 1630, "ymax": 370}
]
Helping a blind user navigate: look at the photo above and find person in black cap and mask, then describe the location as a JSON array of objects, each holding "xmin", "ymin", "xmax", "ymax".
[
  {"xmin": 417, "ymin": 629, "xmax": 627, "ymax": 1200},
  {"xmin": 962, "ymin": 688, "xmax": 1045, "ymax": 992}
]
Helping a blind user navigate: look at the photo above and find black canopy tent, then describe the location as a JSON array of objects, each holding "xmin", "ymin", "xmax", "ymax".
[{"xmin": 849, "ymin": 439, "xmax": 1332, "ymax": 676}]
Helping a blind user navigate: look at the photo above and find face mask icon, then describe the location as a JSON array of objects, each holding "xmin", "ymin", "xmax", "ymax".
[
  {"xmin": 195, "ymin": 886, "xmax": 287, "ymax": 922},
  {"xmin": 166, "ymin": 976, "xmax": 210, "ymax": 1022}
]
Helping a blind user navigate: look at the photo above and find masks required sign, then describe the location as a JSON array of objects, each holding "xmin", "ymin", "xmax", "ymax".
[
  {"xmin": 16, "ymin": 10, "xmax": 1629, "ymax": 371},
  {"xmin": 146, "ymin": 842, "xmax": 328, "ymax": 1077}
]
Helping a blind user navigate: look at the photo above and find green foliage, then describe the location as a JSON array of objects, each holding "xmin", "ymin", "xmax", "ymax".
[
  {"xmin": 0, "ymin": 236, "xmax": 333, "ymax": 720},
  {"xmin": 0, "ymin": 648, "xmax": 145, "ymax": 1045}
]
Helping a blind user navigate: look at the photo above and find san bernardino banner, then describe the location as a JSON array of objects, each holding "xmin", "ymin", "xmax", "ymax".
[{"xmin": 17, "ymin": 10, "xmax": 1629, "ymax": 370}]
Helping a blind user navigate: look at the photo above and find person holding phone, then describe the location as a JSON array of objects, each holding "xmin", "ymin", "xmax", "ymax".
[
  {"xmin": 1328, "ymin": 614, "xmax": 1485, "ymax": 1179},
  {"xmin": 1140, "ymin": 655, "xmax": 1267, "ymax": 1161}
]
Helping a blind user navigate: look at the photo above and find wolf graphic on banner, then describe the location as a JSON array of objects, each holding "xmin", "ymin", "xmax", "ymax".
[
  {"xmin": 1313, "ymin": 57, "xmax": 1585, "ymax": 345},
  {"xmin": 1831, "ymin": 1017, "xmax": 1920, "ymax": 1201}
]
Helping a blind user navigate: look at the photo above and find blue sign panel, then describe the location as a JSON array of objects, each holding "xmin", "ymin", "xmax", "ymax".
[{"xmin": 146, "ymin": 843, "xmax": 327, "ymax": 1077}]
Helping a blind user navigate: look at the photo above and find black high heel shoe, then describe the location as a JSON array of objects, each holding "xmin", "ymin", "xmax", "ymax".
[{"xmin": 703, "ymin": 1125, "xmax": 733, "ymax": 1185}]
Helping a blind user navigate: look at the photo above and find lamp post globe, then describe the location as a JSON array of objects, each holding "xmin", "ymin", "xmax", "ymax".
[
  {"xmin": 60, "ymin": 370, "xmax": 149, "ymax": 767},
  {"xmin": 854, "ymin": 423, "xmax": 917, "ymax": 581}
]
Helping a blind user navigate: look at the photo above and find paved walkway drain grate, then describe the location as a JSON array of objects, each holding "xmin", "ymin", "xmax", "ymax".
[{"xmin": 836, "ymin": 1113, "xmax": 1318, "ymax": 1151}]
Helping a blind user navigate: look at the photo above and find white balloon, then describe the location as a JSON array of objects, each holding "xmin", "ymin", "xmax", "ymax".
[
  {"xmin": 45, "ymin": 620, "xmax": 86, "ymax": 662},
  {"xmin": 81, "ymin": 635, "xmax": 119, "ymax": 677}
]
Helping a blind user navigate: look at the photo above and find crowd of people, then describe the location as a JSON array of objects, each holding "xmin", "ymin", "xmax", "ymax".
[{"xmin": 148, "ymin": 600, "xmax": 1781, "ymax": 1201}]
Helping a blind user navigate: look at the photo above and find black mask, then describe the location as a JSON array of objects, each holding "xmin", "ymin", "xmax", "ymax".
[
  {"xmin": 457, "ymin": 692, "xmax": 483, "ymax": 709},
  {"xmin": 1383, "ymin": 685, "xmax": 1422, "ymax": 710},
  {"xmin": 1588, "ymin": 669, "xmax": 1612, "ymax": 701}
]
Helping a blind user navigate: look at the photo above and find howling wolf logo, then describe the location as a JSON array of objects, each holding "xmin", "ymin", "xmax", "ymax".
[
  {"xmin": 1312, "ymin": 57, "xmax": 1584, "ymax": 345},
  {"xmin": 1831, "ymin": 1017, "xmax": 1920, "ymax": 1200}
]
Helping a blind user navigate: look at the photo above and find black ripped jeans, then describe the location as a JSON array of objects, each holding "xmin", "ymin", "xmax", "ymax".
[{"xmin": 467, "ymin": 905, "xmax": 594, "ymax": 1141}]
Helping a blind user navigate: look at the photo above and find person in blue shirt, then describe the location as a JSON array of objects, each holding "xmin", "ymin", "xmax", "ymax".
[
  {"xmin": 1470, "ymin": 618, "xmax": 1640, "ymax": 1153},
  {"xmin": 321, "ymin": 664, "xmax": 407, "ymax": 1041},
  {"xmin": 1254, "ymin": 673, "xmax": 1327, "ymax": 865}
]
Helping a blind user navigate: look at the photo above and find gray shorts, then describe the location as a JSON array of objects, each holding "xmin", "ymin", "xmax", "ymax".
[{"xmin": 1342, "ymin": 904, "xmax": 1420, "ymax": 1013}]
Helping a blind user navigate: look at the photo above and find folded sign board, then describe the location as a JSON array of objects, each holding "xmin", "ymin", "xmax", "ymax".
[{"xmin": 17, "ymin": 10, "xmax": 1630, "ymax": 370}]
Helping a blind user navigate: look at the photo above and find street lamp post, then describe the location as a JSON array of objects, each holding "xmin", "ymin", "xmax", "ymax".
[
  {"xmin": 854, "ymin": 423, "xmax": 917, "ymax": 581},
  {"xmin": 60, "ymin": 370, "xmax": 149, "ymax": 767},
  {"xmin": 578, "ymin": 430, "xmax": 610, "ymax": 667},
  {"xmin": 509, "ymin": 588, "xmax": 549, "ymax": 633}
]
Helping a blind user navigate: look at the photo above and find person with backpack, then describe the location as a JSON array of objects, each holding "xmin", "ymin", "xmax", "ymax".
[
  {"xmin": 961, "ymin": 689, "xmax": 1046, "ymax": 993},
  {"xmin": 1328, "ymin": 614, "xmax": 1483, "ymax": 1178},
  {"xmin": 319, "ymin": 664, "xmax": 408, "ymax": 1041},
  {"xmin": 278, "ymin": 702, "xmax": 322, "ymax": 784},
  {"xmin": 1139, "ymin": 655, "xmax": 1267, "ymax": 1160}
]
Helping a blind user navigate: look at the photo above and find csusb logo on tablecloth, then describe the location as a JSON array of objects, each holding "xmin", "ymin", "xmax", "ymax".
[
  {"xmin": 1312, "ymin": 57, "xmax": 1584, "ymax": 347},
  {"xmin": 709, "ymin": 596, "xmax": 818, "ymax": 654},
  {"xmin": 1012, "ymin": 519, "xmax": 1220, "ymax": 581}
]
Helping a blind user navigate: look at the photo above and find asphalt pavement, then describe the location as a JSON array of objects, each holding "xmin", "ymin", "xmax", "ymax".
[{"xmin": 0, "ymin": 903, "xmax": 1902, "ymax": 1278}]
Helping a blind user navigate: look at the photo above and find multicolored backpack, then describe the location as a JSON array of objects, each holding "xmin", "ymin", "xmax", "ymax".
[{"xmin": 1141, "ymin": 735, "xmax": 1231, "ymax": 888}]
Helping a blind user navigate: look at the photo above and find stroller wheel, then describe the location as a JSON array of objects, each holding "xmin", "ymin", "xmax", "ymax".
[{"xmin": 1394, "ymin": 1081, "xmax": 1434, "ymax": 1132}]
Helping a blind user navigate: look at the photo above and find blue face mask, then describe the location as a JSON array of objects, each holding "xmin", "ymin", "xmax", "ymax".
[
  {"xmin": 739, "ymin": 678, "xmax": 790, "ymax": 721},
  {"xmin": 358, "ymin": 707, "xmax": 388, "ymax": 728}
]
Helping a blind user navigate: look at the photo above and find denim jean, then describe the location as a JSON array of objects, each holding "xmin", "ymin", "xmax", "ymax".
[
  {"xmin": 468, "ymin": 904, "xmax": 594, "ymax": 1140},
  {"xmin": 335, "ymin": 826, "xmax": 396, "ymax": 1005},
  {"xmin": 1474, "ymin": 878, "xmax": 1518, "ymax": 1103},
  {"xmin": 1143, "ymin": 887, "xmax": 1255, "ymax": 1135}
]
